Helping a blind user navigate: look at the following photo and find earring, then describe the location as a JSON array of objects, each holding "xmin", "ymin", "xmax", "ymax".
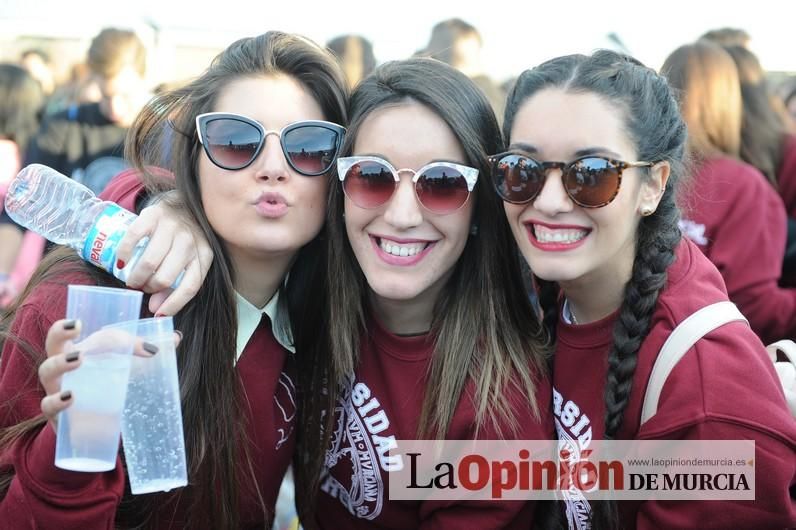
[
  {"xmin": 470, "ymin": 223, "xmax": 479, "ymax": 236},
  {"xmin": 641, "ymin": 207, "xmax": 654, "ymax": 217}
]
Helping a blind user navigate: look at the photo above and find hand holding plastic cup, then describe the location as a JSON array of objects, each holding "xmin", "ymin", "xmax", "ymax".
[
  {"xmin": 121, "ymin": 316, "xmax": 187, "ymax": 494},
  {"xmin": 55, "ymin": 285, "xmax": 143, "ymax": 472}
]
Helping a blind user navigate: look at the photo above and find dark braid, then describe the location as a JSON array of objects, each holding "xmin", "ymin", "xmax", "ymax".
[
  {"xmin": 603, "ymin": 197, "xmax": 681, "ymax": 436},
  {"xmin": 505, "ymin": 50, "xmax": 687, "ymax": 530}
]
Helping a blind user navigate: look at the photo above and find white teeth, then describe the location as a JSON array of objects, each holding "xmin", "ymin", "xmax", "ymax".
[
  {"xmin": 379, "ymin": 238, "xmax": 428, "ymax": 257},
  {"xmin": 533, "ymin": 225, "xmax": 588, "ymax": 244}
]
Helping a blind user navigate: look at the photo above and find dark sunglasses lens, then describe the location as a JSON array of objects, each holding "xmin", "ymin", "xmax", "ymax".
[
  {"xmin": 283, "ymin": 125, "xmax": 339, "ymax": 175},
  {"xmin": 204, "ymin": 118, "xmax": 261, "ymax": 169},
  {"xmin": 416, "ymin": 166, "xmax": 470, "ymax": 213},
  {"xmin": 492, "ymin": 154, "xmax": 544, "ymax": 203},
  {"xmin": 565, "ymin": 158, "xmax": 621, "ymax": 207},
  {"xmin": 342, "ymin": 160, "xmax": 396, "ymax": 208}
]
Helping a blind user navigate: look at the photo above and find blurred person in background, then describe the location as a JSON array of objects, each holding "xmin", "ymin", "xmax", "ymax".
[
  {"xmin": 785, "ymin": 82, "xmax": 796, "ymax": 124},
  {"xmin": 326, "ymin": 34, "xmax": 376, "ymax": 90},
  {"xmin": 416, "ymin": 18, "xmax": 505, "ymax": 123},
  {"xmin": 23, "ymin": 27, "xmax": 151, "ymax": 195},
  {"xmin": 0, "ymin": 64, "xmax": 45, "ymax": 308},
  {"xmin": 722, "ymin": 45, "xmax": 796, "ymax": 284},
  {"xmin": 661, "ymin": 40, "xmax": 796, "ymax": 342},
  {"xmin": 44, "ymin": 62, "xmax": 102, "ymax": 117},
  {"xmin": 18, "ymin": 49, "xmax": 55, "ymax": 99},
  {"xmin": 700, "ymin": 27, "xmax": 751, "ymax": 48}
]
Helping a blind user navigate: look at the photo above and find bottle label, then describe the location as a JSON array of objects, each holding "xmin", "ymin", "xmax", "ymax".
[{"xmin": 81, "ymin": 204, "xmax": 137, "ymax": 273}]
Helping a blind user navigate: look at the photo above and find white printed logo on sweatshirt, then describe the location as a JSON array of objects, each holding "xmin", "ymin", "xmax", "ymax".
[
  {"xmin": 274, "ymin": 372, "xmax": 296, "ymax": 450},
  {"xmin": 553, "ymin": 387, "xmax": 593, "ymax": 530},
  {"xmin": 679, "ymin": 219, "xmax": 708, "ymax": 246},
  {"xmin": 320, "ymin": 375, "xmax": 404, "ymax": 520}
]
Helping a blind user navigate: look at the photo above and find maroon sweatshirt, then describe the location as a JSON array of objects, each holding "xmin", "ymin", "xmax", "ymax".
[
  {"xmin": 778, "ymin": 134, "xmax": 796, "ymax": 218},
  {"xmin": 553, "ymin": 238, "xmax": 796, "ymax": 529},
  {"xmin": 679, "ymin": 155, "xmax": 796, "ymax": 342},
  {"xmin": 316, "ymin": 314, "xmax": 555, "ymax": 529},
  {"xmin": 0, "ymin": 271, "xmax": 296, "ymax": 529}
]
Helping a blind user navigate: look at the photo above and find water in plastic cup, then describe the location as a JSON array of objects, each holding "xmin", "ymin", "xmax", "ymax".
[
  {"xmin": 121, "ymin": 317, "xmax": 187, "ymax": 494},
  {"xmin": 55, "ymin": 285, "xmax": 142, "ymax": 472},
  {"xmin": 55, "ymin": 321, "xmax": 140, "ymax": 471}
]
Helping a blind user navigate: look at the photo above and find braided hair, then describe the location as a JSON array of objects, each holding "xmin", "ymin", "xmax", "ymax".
[{"xmin": 504, "ymin": 50, "xmax": 688, "ymax": 529}]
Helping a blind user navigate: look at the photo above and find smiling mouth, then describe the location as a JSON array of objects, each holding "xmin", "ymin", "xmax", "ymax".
[
  {"xmin": 376, "ymin": 237, "xmax": 431, "ymax": 257},
  {"xmin": 529, "ymin": 224, "xmax": 591, "ymax": 244}
]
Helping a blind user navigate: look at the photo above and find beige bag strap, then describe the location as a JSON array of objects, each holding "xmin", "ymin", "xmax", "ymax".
[
  {"xmin": 766, "ymin": 340, "xmax": 796, "ymax": 416},
  {"xmin": 640, "ymin": 301, "xmax": 748, "ymax": 425}
]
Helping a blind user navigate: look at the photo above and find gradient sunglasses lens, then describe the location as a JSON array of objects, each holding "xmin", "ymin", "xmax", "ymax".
[
  {"xmin": 283, "ymin": 124, "xmax": 341, "ymax": 175},
  {"xmin": 342, "ymin": 159, "xmax": 472, "ymax": 213},
  {"xmin": 203, "ymin": 117, "xmax": 262, "ymax": 169},
  {"xmin": 341, "ymin": 159, "xmax": 396, "ymax": 208},
  {"xmin": 564, "ymin": 157, "xmax": 622, "ymax": 207},
  {"xmin": 492, "ymin": 154, "xmax": 544, "ymax": 203},
  {"xmin": 415, "ymin": 165, "xmax": 471, "ymax": 213}
]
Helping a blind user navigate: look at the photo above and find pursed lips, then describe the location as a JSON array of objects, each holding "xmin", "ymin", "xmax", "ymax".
[
  {"xmin": 254, "ymin": 191, "xmax": 289, "ymax": 218},
  {"xmin": 255, "ymin": 191, "xmax": 289, "ymax": 206}
]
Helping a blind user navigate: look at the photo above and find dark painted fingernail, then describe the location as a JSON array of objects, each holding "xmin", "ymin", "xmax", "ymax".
[
  {"xmin": 174, "ymin": 330, "xmax": 183, "ymax": 341},
  {"xmin": 155, "ymin": 312, "xmax": 165, "ymax": 318},
  {"xmin": 60, "ymin": 391, "xmax": 72, "ymax": 401},
  {"xmin": 63, "ymin": 320, "xmax": 76, "ymax": 330},
  {"xmin": 65, "ymin": 351, "xmax": 80, "ymax": 363},
  {"xmin": 116, "ymin": 259, "xmax": 126, "ymax": 269},
  {"xmin": 143, "ymin": 342, "xmax": 159, "ymax": 355}
]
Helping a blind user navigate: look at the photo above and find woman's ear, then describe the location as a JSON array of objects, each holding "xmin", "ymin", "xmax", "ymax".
[{"xmin": 638, "ymin": 161, "xmax": 670, "ymax": 216}]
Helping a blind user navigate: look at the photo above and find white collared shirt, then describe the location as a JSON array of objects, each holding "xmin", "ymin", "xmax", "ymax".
[
  {"xmin": 561, "ymin": 298, "xmax": 575, "ymax": 325},
  {"xmin": 235, "ymin": 290, "xmax": 295, "ymax": 363}
]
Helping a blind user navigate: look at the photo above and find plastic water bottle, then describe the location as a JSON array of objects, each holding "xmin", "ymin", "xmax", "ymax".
[{"xmin": 4, "ymin": 164, "xmax": 182, "ymax": 287}]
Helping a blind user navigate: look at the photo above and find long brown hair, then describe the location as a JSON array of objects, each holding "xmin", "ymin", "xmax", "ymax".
[
  {"xmin": 295, "ymin": 57, "xmax": 548, "ymax": 523},
  {"xmin": 1, "ymin": 31, "xmax": 347, "ymax": 529},
  {"xmin": 723, "ymin": 45, "xmax": 788, "ymax": 187},
  {"xmin": 661, "ymin": 40, "xmax": 742, "ymax": 160}
]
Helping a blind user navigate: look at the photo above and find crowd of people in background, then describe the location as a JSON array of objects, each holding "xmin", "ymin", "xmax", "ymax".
[{"xmin": 0, "ymin": 18, "xmax": 794, "ymax": 530}]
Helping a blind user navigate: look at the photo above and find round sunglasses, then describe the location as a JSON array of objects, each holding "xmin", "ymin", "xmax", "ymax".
[
  {"xmin": 195, "ymin": 112, "xmax": 345, "ymax": 176},
  {"xmin": 337, "ymin": 156, "xmax": 479, "ymax": 215},
  {"xmin": 489, "ymin": 152, "xmax": 653, "ymax": 208}
]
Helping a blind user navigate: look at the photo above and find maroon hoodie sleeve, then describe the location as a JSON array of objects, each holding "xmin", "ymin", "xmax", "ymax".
[
  {"xmin": 697, "ymin": 159, "xmax": 796, "ymax": 342},
  {"xmin": 634, "ymin": 420, "xmax": 796, "ymax": 530},
  {"xmin": 0, "ymin": 289, "xmax": 126, "ymax": 529},
  {"xmin": 777, "ymin": 135, "xmax": 796, "ymax": 218},
  {"xmin": 98, "ymin": 168, "xmax": 148, "ymax": 212}
]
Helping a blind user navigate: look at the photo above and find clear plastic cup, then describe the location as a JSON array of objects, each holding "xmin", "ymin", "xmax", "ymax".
[
  {"xmin": 55, "ymin": 285, "xmax": 142, "ymax": 472},
  {"xmin": 121, "ymin": 317, "xmax": 187, "ymax": 494}
]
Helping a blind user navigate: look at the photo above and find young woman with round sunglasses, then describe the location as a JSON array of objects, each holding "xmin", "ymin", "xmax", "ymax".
[
  {"xmin": 492, "ymin": 50, "xmax": 795, "ymax": 529},
  {"xmin": 0, "ymin": 31, "xmax": 347, "ymax": 529},
  {"xmin": 289, "ymin": 57, "xmax": 554, "ymax": 529}
]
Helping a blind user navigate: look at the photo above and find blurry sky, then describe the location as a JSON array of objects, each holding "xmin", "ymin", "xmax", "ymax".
[{"xmin": 1, "ymin": 0, "xmax": 793, "ymax": 82}]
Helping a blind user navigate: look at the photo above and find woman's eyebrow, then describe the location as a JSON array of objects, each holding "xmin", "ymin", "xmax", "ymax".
[
  {"xmin": 574, "ymin": 147, "xmax": 623, "ymax": 159},
  {"xmin": 507, "ymin": 142, "xmax": 538, "ymax": 154}
]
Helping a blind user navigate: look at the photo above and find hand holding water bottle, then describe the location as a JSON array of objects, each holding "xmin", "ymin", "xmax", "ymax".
[
  {"xmin": 4, "ymin": 164, "xmax": 213, "ymax": 315},
  {"xmin": 111, "ymin": 185, "xmax": 214, "ymax": 315}
]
